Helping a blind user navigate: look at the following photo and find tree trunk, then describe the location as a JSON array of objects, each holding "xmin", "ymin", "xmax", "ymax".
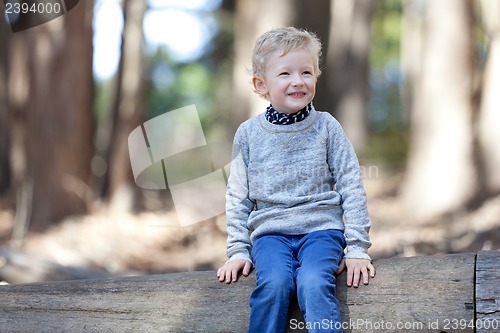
[
  {"xmin": 0, "ymin": 21, "xmax": 11, "ymax": 194},
  {"xmin": 1, "ymin": 252, "xmax": 490, "ymax": 333},
  {"xmin": 6, "ymin": 33, "xmax": 31, "ymax": 246},
  {"xmin": 231, "ymin": 0, "xmax": 298, "ymax": 129},
  {"xmin": 402, "ymin": 0, "xmax": 477, "ymax": 221},
  {"xmin": 400, "ymin": 0, "xmax": 424, "ymax": 125},
  {"xmin": 478, "ymin": 0, "xmax": 500, "ymax": 195},
  {"xmin": 210, "ymin": 0, "xmax": 237, "ymax": 141},
  {"xmin": 11, "ymin": 1, "xmax": 95, "ymax": 232},
  {"xmin": 326, "ymin": 0, "xmax": 375, "ymax": 150},
  {"xmin": 104, "ymin": 0, "xmax": 147, "ymax": 213},
  {"xmin": 293, "ymin": 0, "xmax": 331, "ymax": 113}
]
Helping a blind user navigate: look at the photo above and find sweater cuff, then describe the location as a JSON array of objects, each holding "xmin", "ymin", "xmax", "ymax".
[
  {"xmin": 227, "ymin": 252, "xmax": 253, "ymax": 265},
  {"xmin": 344, "ymin": 246, "xmax": 371, "ymax": 261}
]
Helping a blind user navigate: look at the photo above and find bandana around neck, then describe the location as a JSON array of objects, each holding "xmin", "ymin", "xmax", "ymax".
[{"xmin": 265, "ymin": 102, "xmax": 313, "ymax": 125}]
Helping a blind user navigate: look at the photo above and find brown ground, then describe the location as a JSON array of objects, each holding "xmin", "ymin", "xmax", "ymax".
[{"xmin": 0, "ymin": 167, "xmax": 499, "ymax": 281}]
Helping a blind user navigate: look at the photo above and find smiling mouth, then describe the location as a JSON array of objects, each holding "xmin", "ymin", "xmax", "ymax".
[{"xmin": 288, "ymin": 92, "xmax": 306, "ymax": 98}]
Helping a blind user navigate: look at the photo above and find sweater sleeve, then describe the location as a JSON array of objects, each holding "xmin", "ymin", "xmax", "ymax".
[
  {"xmin": 327, "ymin": 118, "xmax": 372, "ymax": 260},
  {"xmin": 225, "ymin": 124, "xmax": 254, "ymax": 263}
]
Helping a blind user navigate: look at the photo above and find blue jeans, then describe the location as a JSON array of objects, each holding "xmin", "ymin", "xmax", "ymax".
[{"xmin": 249, "ymin": 229, "xmax": 346, "ymax": 333}]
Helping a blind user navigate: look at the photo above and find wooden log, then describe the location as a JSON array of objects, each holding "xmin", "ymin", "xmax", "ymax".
[
  {"xmin": 476, "ymin": 251, "xmax": 500, "ymax": 333},
  {"xmin": 0, "ymin": 252, "xmax": 493, "ymax": 333}
]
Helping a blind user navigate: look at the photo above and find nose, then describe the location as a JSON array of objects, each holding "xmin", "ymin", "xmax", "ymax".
[{"xmin": 291, "ymin": 75, "xmax": 304, "ymax": 87}]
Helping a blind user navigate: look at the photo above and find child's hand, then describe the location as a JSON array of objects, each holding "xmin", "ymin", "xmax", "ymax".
[
  {"xmin": 335, "ymin": 258, "xmax": 375, "ymax": 288},
  {"xmin": 217, "ymin": 259, "xmax": 253, "ymax": 284}
]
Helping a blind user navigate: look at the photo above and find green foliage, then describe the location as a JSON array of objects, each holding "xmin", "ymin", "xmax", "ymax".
[
  {"xmin": 365, "ymin": 0, "xmax": 407, "ymax": 166},
  {"xmin": 361, "ymin": 130, "xmax": 409, "ymax": 166},
  {"xmin": 370, "ymin": 0, "xmax": 402, "ymax": 68},
  {"xmin": 94, "ymin": 79, "xmax": 113, "ymax": 122},
  {"xmin": 146, "ymin": 46, "xmax": 214, "ymax": 128}
]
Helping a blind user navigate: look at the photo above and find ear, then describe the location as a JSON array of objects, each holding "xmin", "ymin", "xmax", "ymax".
[{"xmin": 252, "ymin": 76, "xmax": 268, "ymax": 97}]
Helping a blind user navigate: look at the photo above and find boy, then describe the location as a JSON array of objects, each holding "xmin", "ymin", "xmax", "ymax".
[{"xmin": 217, "ymin": 27, "xmax": 375, "ymax": 333}]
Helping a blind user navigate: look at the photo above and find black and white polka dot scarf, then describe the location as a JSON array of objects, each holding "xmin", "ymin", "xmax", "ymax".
[{"xmin": 265, "ymin": 102, "xmax": 312, "ymax": 125}]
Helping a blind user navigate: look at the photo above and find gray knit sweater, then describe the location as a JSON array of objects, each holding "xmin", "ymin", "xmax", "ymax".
[{"xmin": 226, "ymin": 107, "xmax": 372, "ymax": 263}]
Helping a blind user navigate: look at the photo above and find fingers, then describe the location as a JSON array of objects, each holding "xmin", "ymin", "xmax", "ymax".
[
  {"xmin": 359, "ymin": 262, "xmax": 376, "ymax": 286},
  {"xmin": 216, "ymin": 260, "xmax": 253, "ymax": 284},
  {"xmin": 361, "ymin": 265, "xmax": 369, "ymax": 285},
  {"xmin": 344, "ymin": 259, "xmax": 375, "ymax": 288},
  {"xmin": 243, "ymin": 261, "xmax": 252, "ymax": 276},
  {"xmin": 216, "ymin": 265, "xmax": 233, "ymax": 284},
  {"xmin": 334, "ymin": 259, "xmax": 345, "ymax": 276},
  {"xmin": 219, "ymin": 267, "xmax": 235, "ymax": 284},
  {"xmin": 231, "ymin": 265, "xmax": 240, "ymax": 283},
  {"xmin": 349, "ymin": 266, "xmax": 360, "ymax": 288},
  {"xmin": 360, "ymin": 262, "xmax": 376, "ymax": 285},
  {"xmin": 217, "ymin": 264, "xmax": 232, "ymax": 283},
  {"xmin": 368, "ymin": 262, "xmax": 376, "ymax": 278}
]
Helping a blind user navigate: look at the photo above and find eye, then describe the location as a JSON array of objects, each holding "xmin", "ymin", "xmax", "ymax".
[
  {"xmin": 278, "ymin": 72, "xmax": 289, "ymax": 76},
  {"xmin": 302, "ymin": 71, "xmax": 313, "ymax": 75}
]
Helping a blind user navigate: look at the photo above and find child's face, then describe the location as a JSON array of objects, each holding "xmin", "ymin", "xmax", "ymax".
[{"xmin": 253, "ymin": 48, "xmax": 317, "ymax": 114}]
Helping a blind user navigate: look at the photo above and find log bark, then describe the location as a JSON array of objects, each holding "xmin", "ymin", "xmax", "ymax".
[
  {"xmin": 1, "ymin": 252, "xmax": 494, "ymax": 332},
  {"xmin": 476, "ymin": 251, "xmax": 500, "ymax": 333}
]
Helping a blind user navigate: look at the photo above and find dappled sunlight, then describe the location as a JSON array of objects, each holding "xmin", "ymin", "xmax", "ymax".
[{"xmin": 3, "ymin": 208, "xmax": 227, "ymax": 278}]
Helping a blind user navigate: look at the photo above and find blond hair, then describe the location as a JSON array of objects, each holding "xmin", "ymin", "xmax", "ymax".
[{"xmin": 251, "ymin": 27, "xmax": 322, "ymax": 79}]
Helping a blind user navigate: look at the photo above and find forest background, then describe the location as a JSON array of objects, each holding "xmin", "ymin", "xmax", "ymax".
[{"xmin": 0, "ymin": 0, "xmax": 499, "ymax": 283}]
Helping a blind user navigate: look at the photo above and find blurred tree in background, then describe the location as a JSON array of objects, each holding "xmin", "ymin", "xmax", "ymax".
[
  {"xmin": 402, "ymin": 0, "xmax": 477, "ymax": 221},
  {"xmin": 0, "ymin": 14, "xmax": 9, "ymax": 195},
  {"xmin": 2, "ymin": 0, "xmax": 95, "ymax": 237},
  {"xmin": 478, "ymin": 0, "xmax": 500, "ymax": 195},
  {"xmin": 326, "ymin": 0, "xmax": 375, "ymax": 150},
  {"xmin": 100, "ymin": 0, "xmax": 148, "ymax": 213}
]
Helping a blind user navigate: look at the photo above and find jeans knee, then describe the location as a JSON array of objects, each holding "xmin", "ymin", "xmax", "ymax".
[
  {"xmin": 298, "ymin": 272, "xmax": 336, "ymax": 295},
  {"xmin": 259, "ymin": 273, "xmax": 294, "ymax": 295},
  {"xmin": 251, "ymin": 270, "xmax": 294, "ymax": 307}
]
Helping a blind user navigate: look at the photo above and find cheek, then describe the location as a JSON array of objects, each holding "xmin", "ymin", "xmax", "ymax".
[
  {"xmin": 273, "ymin": 81, "xmax": 289, "ymax": 91},
  {"xmin": 307, "ymin": 80, "xmax": 317, "ymax": 92}
]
